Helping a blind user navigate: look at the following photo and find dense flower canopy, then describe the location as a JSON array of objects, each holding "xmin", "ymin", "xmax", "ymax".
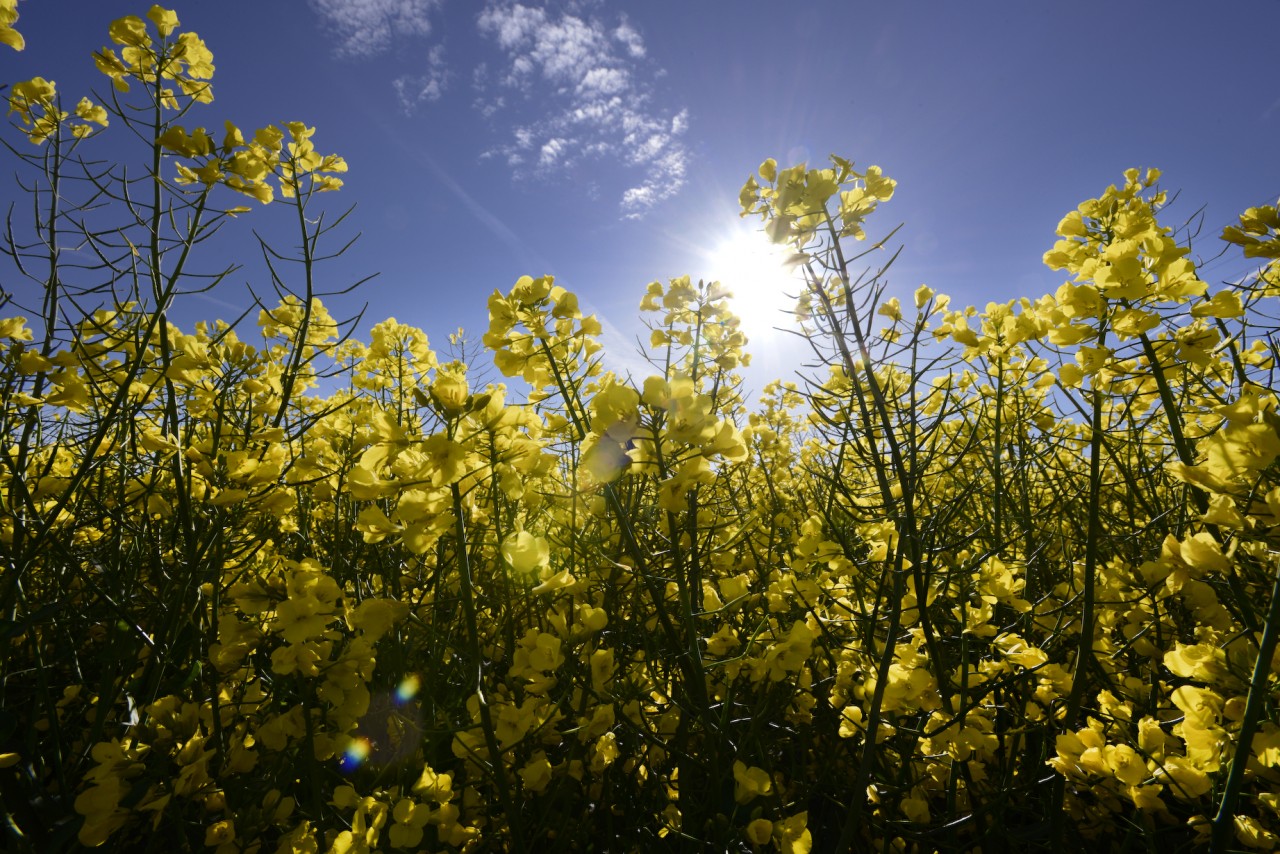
[{"xmin": 3, "ymin": 7, "xmax": 1280, "ymax": 853}]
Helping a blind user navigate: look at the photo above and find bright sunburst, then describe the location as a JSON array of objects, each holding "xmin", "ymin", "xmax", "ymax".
[{"xmin": 701, "ymin": 223, "xmax": 804, "ymax": 344}]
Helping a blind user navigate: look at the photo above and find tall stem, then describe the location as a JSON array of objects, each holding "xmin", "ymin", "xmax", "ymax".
[{"xmin": 450, "ymin": 481, "xmax": 526, "ymax": 853}]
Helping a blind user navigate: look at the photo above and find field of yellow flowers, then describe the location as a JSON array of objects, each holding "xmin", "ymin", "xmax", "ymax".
[{"xmin": 3, "ymin": 6, "xmax": 1280, "ymax": 852}]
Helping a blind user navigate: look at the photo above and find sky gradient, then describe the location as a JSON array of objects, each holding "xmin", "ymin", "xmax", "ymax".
[{"xmin": 5, "ymin": 0, "xmax": 1279, "ymax": 394}]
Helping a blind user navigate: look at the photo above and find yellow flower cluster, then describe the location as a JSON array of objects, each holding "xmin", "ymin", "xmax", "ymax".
[
  {"xmin": 94, "ymin": 6, "xmax": 214, "ymax": 104},
  {"xmin": 7, "ymin": 7, "xmax": 1280, "ymax": 852},
  {"xmin": 6, "ymin": 77, "xmax": 108, "ymax": 144}
]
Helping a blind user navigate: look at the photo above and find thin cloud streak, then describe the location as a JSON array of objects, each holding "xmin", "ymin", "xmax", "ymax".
[
  {"xmin": 353, "ymin": 87, "xmax": 656, "ymax": 388},
  {"xmin": 362, "ymin": 110, "xmax": 551, "ymax": 276}
]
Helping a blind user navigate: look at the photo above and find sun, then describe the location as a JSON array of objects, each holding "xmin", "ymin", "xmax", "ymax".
[{"xmin": 701, "ymin": 223, "xmax": 804, "ymax": 343}]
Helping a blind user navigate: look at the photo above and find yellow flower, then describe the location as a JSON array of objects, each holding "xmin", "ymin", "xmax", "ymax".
[
  {"xmin": 7, "ymin": 76, "xmax": 56, "ymax": 124},
  {"xmin": 589, "ymin": 647, "xmax": 615, "ymax": 692},
  {"xmin": 1235, "ymin": 815, "xmax": 1280, "ymax": 850},
  {"xmin": 414, "ymin": 432, "xmax": 467, "ymax": 486},
  {"xmin": 271, "ymin": 561, "xmax": 342, "ymax": 643},
  {"xmin": 837, "ymin": 706, "xmax": 864, "ymax": 739},
  {"xmin": 0, "ymin": 0, "xmax": 23, "ymax": 50},
  {"xmin": 519, "ymin": 752, "xmax": 554, "ymax": 794},
  {"xmin": 527, "ymin": 632, "xmax": 563, "ymax": 672},
  {"xmin": 203, "ymin": 819, "xmax": 235, "ymax": 847},
  {"xmin": 739, "ymin": 174, "xmax": 762, "ymax": 215},
  {"xmin": 348, "ymin": 598, "xmax": 409, "ymax": 641},
  {"xmin": 430, "ymin": 369, "xmax": 469, "ymax": 414},
  {"xmin": 589, "ymin": 732, "xmax": 619, "ymax": 773},
  {"xmin": 94, "ymin": 49, "xmax": 132, "ymax": 91},
  {"xmin": 1191, "ymin": 289, "xmax": 1245, "ymax": 319},
  {"xmin": 877, "ymin": 297, "xmax": 901, "ymax": 322},
  {"xmin": 411, "ymin": 765, "xmax": 454, "ymax": 802},
  {"xmin": 0, "ymin": 317, "xmax": 33, "ymax": 341},
  {"xmin": 388, "ymin": 799, "xmax": 431, "ymax": 849},
  {"xmin": 732, "ymin": 760, "xmax": 773, "ymax": 804},
  {"xmin": 501, "ymin": 531, "xmax": 550, "ymax": 574},
  {"xmin": 745, "ymin": 818, "xmax": 772, "ymax": 846},
  {"xmin": 1163, "ymin": 643, "xmax": 1227, "ymax": 682},
  {"xmin": 1152, "ymin": 755, "xmax": 1211, "ymax": 801},
  {"xmin": 174, "ymin": 33, "xmax": 215, "ymax": 80},
  {"xmin": 108, "ymin": 15, "xmax": 152, "ymax": 49},
  {"xmin": 313, "ymin": 173, "xmax": 343, "ymax": 192},
  {"xmin": 901, "ymin": 795, "xmax": 931, "ymax": 824},
  {"xmin": 74, "ymin": 97, "xmax": 109, "ymax": 128},
  {"xmin": 269, "ymin": 641, "xmax": 328, "ymax": 677},
  {"xmin": 530, "ymin": 568, "xmax": 576, "ymax": 595},
  {"xmin": 147, "ymin": 6, "xmax": 179, "ymax": 38},
  {"xmin": 773, "ymin": 812, "xmax": 811, "ymax": 854},
  {"xmin": 864, "ymin": 165, "xmax": 896, "ymax": 201},
  {"xmin": 75, "ymin": 777, "xmax": 129, "ymax": 847},
  {"xmin": 158, "ymin": 125, "xmax": 215, "ymax": 158}
]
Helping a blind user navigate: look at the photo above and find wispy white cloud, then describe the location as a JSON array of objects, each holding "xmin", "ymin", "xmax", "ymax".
[
  {"xmin": 308, "ymin": 0, "xmax": 690, "ymax": 217},
  {"xmin": 475, "ymin": 2, "xmax": 690, "ymax": 219},
  {"xmin": 393, "ymin": 44, "xmax": 451, "ymax": 112},
  {"xmin": 363, "ymin": 109, "xmax": 551, "ymax": 274},
  {"xmin": 309, "ymin": 0, "xmax": 443, "ymax": 59},
  {"xmin": 613, "ymin": 19, "xmax": 645, "ymax": 59},
  {"xmin": 539, "ymin": 137, "xmax": 569, "ymax": 168}
]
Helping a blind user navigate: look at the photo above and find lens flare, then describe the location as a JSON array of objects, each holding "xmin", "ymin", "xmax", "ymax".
[
  {"xmin": 338, "ymin": 737, "xmax": 372, "ymax": 773},
  {"xmin": 396, "ymin": 674, "xmax": 421, "ymax": 704}
]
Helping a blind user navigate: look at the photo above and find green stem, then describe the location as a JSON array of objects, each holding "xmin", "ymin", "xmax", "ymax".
[
  {"xmin": 1210, "ymin": 556, "xmax": 1280, "ymax": 851},
  {"xmin": 1052, "ymin": 323, "xmax": 1108, "ymax": 844},
  {"xmin": 450, "ymin": 481, "xmax": 526, "ymax": 854}
]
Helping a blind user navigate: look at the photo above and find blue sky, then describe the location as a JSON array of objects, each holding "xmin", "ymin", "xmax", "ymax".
[{"xmin": 6, "ymin": 0, "xmax": 1280, "ymax": 393}]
